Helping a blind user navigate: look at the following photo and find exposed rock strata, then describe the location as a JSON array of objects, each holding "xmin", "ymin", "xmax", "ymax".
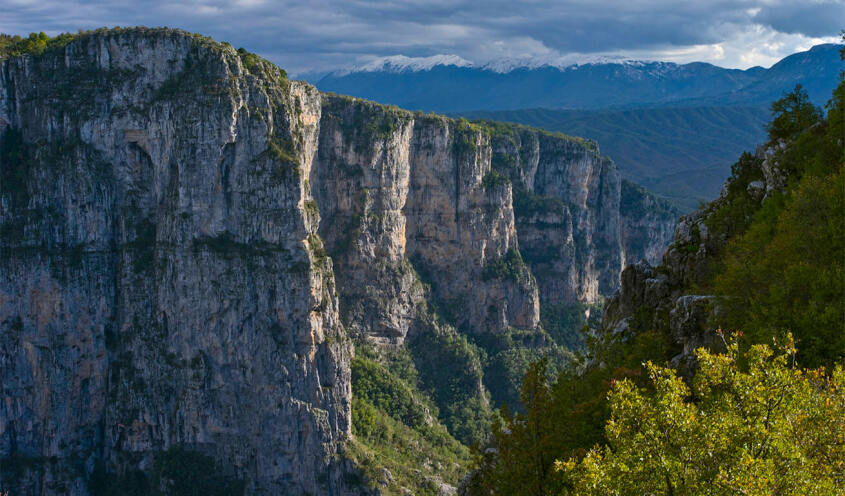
[{"xmin": 0, "ymin": 28, "xmax": 678, "ymax": 494}]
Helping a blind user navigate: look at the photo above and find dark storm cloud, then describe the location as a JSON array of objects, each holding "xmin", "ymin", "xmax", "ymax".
[
  {"xmin": 0, "ymin": 0, "xmax": 841, "ymax": 74},
  {"xmin": 753, "ymin": 1, "xmax": 845, "ymax": 37}
]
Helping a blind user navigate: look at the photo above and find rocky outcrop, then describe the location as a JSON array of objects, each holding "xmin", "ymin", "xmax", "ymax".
[
  {"xmin": 599, "ymin": 145, "xmax": 781, "ymax": 372},
  {"xmin": 0, "ymin": 28, "xmax": 678, "ymax": 494},
  {"xmin": 311, "ymin": 100, "xmax": 677, "ymax": 346}
]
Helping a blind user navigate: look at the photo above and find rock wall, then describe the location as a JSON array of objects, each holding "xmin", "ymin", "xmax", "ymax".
[
  {"xmin": 0, "ymin": 28, "xmax": 678, "ymax": 494},
  {"xmin": 0, "ymin": 29, "xmax": 352, "ymax": 495},
  {"xmin": 313, "ymin": 105, "xmax": 677, "ymax": 345}
]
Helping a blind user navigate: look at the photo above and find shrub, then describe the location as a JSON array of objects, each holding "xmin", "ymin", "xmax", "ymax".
[{"xmin": 483, "ymin": 249, "xmax": 529, "ymax": 283}]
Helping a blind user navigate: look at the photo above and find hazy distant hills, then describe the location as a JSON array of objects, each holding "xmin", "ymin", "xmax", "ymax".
[
  {"xmin": 312, "ymin": 44, "xmax": 841, "ymax": 210},
  {"xmin": 458, "ymin": 106, "xmax": 771, "ymax": 211},
  {"xmin": 314, "ymin": 44, "xmax": 842, "ymax": 112}
]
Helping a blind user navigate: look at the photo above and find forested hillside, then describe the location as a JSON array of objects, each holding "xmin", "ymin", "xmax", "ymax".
[{"xmin": 463, "ymin": 60, "xmax": 844, "ymax": 496}]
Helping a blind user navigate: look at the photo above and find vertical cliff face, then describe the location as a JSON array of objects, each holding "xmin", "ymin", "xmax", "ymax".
[
  {"xmin": 0, "ymin": 30, "xmax": 352, "ymax": 495},
  {"xmin": 0, "ymin": 29, "xmax": 677, "ymax": 494},
  {"xmin": 312, "ymin": 105, "xmax": 677, "ymax": 345},
  {"xmin": 312, "ymin": 99, "xmax": 541, "ymax": 343}
]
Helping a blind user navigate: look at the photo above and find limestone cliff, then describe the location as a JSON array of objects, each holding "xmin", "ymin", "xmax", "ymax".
[
  {"xmin": 0, "ymin": 29, "xmax": 352, "ymax": 495},
  {"xmin": 0, "ymin": 28, "xmax": 677, "ymax": 494}
]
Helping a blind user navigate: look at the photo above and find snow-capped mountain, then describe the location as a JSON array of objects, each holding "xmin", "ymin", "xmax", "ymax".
[
  {"xmin": 478, "ymin": 54, "xmax": 641, "ymax": 73},
  {"xmin": 331, "ymin": 53, "xmax": 646, "ymax": 76},
  {"xmin": 333, "ymin": 54, "xmax": 473, "ymax": 76},
  {"xmin": 313, "ymin": 44, "xmax": 842, "ymax": 112}
]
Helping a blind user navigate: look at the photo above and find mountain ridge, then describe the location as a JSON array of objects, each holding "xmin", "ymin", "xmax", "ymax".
[{"xmin": 314, "ymin": 43, "xmax": 843, "ymax": 111}]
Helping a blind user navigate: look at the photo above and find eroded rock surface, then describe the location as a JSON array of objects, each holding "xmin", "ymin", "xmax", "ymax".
[{"xmin": 0, "ymin": 28, "xmax": 678, "ymax": 494}]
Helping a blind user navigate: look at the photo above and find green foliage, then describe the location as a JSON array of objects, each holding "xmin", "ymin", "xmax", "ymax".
[
  {"xmin": 482, "ymin": 169, "xmax": 510, "ymax": 190},
  {"xmin": 466, "ymin": 320, "xmax": 678, "ymax": 495},
  {"xmin": 714, "ymin": 171, "xmax": 844, "ymax": 367},
  {"xmin": 236, "ymin": 47, "xmax": 259, "ymax": 71},
  {"xmin": 767, "ymin": 84, "xmax": 822, "ymax": 145},
  {"xmin": 471, "ymin": 78, "xmax": 845, "ymax": 495},
  {"xmin": 483, "ymin": 249, "xmax": 530, "ymax": 283},
  {"xmin": 619, "ymin": 180, "xmax": 678, "ymax": 218},
  {"xmin": 352, "ymin": 354, "xmax": 430, "ymax": 429},
  {"xmin": 0, "ymin": 28, "xmax": 239, "ymax": 62},
  {"xmin": 465, "ymin": 356, "xmax": 611, "ymax": 496},
  {"xmin": 704, "ymin": 151, "xmax": 766, "ymax": 241},
  {"xmin": 306, "ymin": 233, "xmax": 329, "ymax": 271},
  {"xmin": 349, "ymin": 345, "xmax": 472, "ymax": 495},
  {"xmin": 540, "ymin": 302, "xmax": 594, "ymax": 350},
  {"xmin": 559, "ymin": 334, "xmax": 845, "ymax": 495},
  {"xmin": 711, "ymin": 78, "xmax": 845, "ymax": 368},
  {"xmin": 479, "ymin": 339, "xmax": 572, "ymax": 412},
  {"xmin": 458, "ymin": 118, "xmax": 596, "ymax": 153},
  {"xmin": 0, "ymin": 31, "xmax": 78, "ymax": 59},
  {"xmin": 453, "ymin": 118, "xmax": 481, "ymax": 156},
  {"xmin": 303, "ymin": 199, "xmax": 320, "ymax": 220},
  {"xmin": 485, "ymin": 358, "xmax": 563, "ymax": 496},
  {"xmin": 407, "ymin": 323, "xmax": 492, "ymax": 446},
  {"xmin": 513, "ymin": 187, "xmax": 566, "ymax": 219},
  {"xmin": 326, "ymin": 97, "xmax": 412, "ymax": 150}
]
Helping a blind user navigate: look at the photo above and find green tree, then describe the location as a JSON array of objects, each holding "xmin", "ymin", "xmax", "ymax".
[
  {"xmin": 767, "ymin": 84, "xmax": 822, "ymax": 145},
  {"xmin": 714, "ymin": 171, "xmax": 845, "ymax": 366},
  {"xmin": 465, "ymin": 358, "xmax": 564, "ymax": 496},
  {"xmin": 558, "ymin": 334, "xmax": 845, "ymax": 495}
]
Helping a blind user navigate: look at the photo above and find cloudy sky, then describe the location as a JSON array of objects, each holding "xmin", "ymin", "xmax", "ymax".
[{"xmin": 1, "ymin": 0, "xmax": 842, "ymax": 76}]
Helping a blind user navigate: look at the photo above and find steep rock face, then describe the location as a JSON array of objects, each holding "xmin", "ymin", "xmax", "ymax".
[
  {"xmin": 600, "ymin": 209, "xmax": 729, "ymax": 374},
  {"xmin": 484, "ymin": 128, "xmax": 677, "ymax": 318},
  {"xmin": 312, "ymin": 100, "xmax": 540, "ymax": 342},
  {"xmin": 0, "ymin": 28, "xmax": 679, "ymax": 494},
  {"xmin": 0, "ymin": 30, "xmax": 353, "ymax": 495},
  {"xmin": 311, "ymin": 103, "xmax": 677, "ymax": 346}
]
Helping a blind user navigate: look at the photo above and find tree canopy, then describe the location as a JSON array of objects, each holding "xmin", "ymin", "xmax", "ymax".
[{"xmin": 558, "ymin": 334, "xmax": 845, "ymax": 495}]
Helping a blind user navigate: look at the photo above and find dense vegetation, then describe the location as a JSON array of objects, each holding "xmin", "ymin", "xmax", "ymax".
[
  {"xmin": 710, "ymin": 85, "xmax": 844, "ymax": 368},
  {"xmin": 465, "ymin": 61, "xmax": 844, "ymax": 495},
  {"xmin": 561, "ymin": 334, "xmax": 844, "ymax": 495},
  {"xmin": 346, "ymin": 344, "xmax": 473, "ymax": 494}
]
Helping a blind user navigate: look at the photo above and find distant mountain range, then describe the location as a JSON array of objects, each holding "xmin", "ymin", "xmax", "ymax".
[
  {"xmin": 311, "ymin": 44, "xmax": 842, "ymax": 210},
  {"xmin": 313, "ymin": 44, "xmax": 843, "ymax": 111}
]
